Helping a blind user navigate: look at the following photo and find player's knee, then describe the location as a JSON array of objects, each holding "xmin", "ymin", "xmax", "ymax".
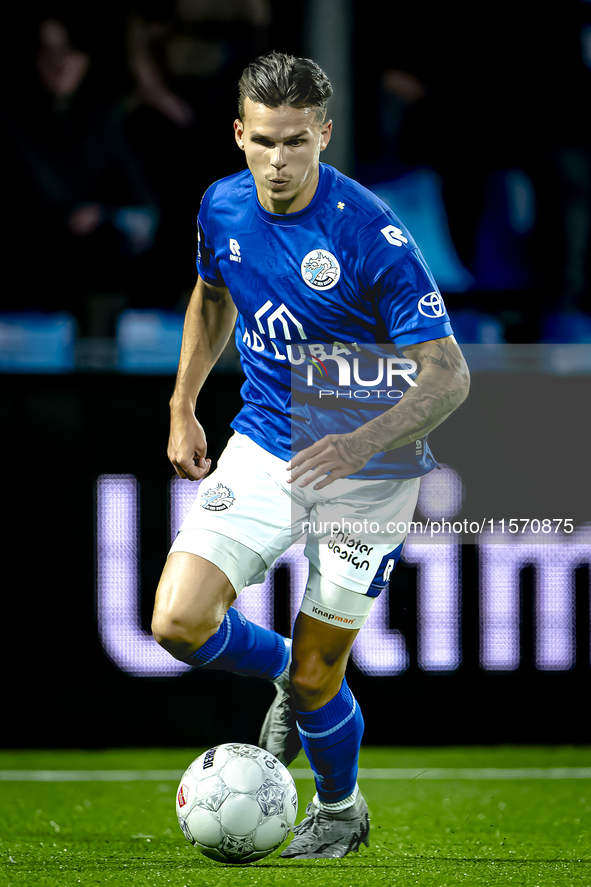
[
  {"xmin": 289, "ymin": 658, "xmax": 343, "ymax": 710},
  {"xmin": 289, "ymin": 672, "xmax": 323, "ymax": 709},
  {"xmin": 151, "ymin": 611, "xmax": 220, "ymax": 662}
]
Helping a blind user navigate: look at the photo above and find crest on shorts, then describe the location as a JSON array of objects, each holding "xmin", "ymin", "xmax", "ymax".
[
  {"xmin": 301, "ymin": 248, "xmax": 341, "ymax": 291},
  {"xmin": 200, "ymin": 483, "xmax": 235, "ymax": 511}
]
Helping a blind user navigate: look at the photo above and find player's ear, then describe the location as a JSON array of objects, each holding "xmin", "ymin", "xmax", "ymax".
[
  {"xmin": 234, "ymin": 119, "xmax": 245, "ymax": 150},
  {"xmin": 319, "ymin": 119, "xmax": 332, "ymax": 152}
]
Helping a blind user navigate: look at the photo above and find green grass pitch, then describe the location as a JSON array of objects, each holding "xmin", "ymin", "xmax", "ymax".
[{"xmin": 2, "ymin": 746, "xmax": 591, "ymax": 887}]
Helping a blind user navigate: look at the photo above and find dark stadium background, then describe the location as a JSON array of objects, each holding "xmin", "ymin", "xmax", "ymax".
[{"xmin": 2, "ymin": 0, "xmax": 590, "ymax": 749}]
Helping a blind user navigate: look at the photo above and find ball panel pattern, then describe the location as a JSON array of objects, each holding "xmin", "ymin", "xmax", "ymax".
[
  {"xmin": 222, "ymin": 757, "xmax": 265, "ymax": 793},
  {"xmin": 256, "ymin": 779, "xmax": 286, "ymax": 816},
  {"xmin": 186, "ymin": 808, "xmax": 223, "ymax": 847},
  {"xmin": 252, "ymin": 816, "xmax": 289, "ymax": 851},
  {"xmin": 195, "ymin": 775, "xmax": 230, "ymax": 812},
  {"xmin": 219, "ymin": 794, "xmax": 262, "ymax": 835}
]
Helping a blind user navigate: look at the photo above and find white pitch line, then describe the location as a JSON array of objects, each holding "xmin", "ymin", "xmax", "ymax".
[
  {"xmin": 0, "ymin": 770, "xmax": 184, "ymax": 782},
  {"xmin": 2, "ymin": 767, "xmax": 591, "ymax": 782},
  {"xmin": 358, "ymin": 768, "xmax": 591, "ymax": 780}
]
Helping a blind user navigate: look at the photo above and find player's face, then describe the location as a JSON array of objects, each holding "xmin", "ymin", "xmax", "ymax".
[{"xmin": 234, "ymin": 98, "xmax": 332, "ymax": 214}]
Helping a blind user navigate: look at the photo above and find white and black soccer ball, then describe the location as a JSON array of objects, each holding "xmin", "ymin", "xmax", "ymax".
[{"xmin": 175, "ymin": 743, "xmax": 298, "ymax": 863}]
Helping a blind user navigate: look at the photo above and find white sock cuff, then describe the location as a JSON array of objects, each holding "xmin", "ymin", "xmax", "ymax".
[{"xmin": 314, "ymin": 783, "xmax": 359, "ymax": 813}]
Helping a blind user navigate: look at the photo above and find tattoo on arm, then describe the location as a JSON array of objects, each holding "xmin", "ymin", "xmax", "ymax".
[
  {"xmin": 345, "ymin": 337, "xmax": 470, "ymax": 457},
  {"xmin": 415, "ymin": 339, "xmax": 465, "ymax": 372}
]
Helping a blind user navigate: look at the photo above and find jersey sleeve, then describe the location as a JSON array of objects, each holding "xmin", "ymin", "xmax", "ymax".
[
  {"xmin": 374, "ymin": 249, "xmax": 453, "ymax": 346},
  {"xmin": 196, "ymin": 188, "xmax": 227, "ymax": 287},
  {"xmin": 356, "ymin": 210, "xmax": 453, "ymax": 346}
]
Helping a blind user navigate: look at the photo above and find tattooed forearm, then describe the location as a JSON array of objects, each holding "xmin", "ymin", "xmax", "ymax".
[
  {"xmin": 344, "ymin": 336, "xmax": 470, "ymax": 458},
  {"xmin": 422, "ymin": 339, "xmax": 466, "ymax": 372}
]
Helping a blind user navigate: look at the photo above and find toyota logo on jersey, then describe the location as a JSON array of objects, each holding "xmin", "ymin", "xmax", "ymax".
[{"xmin": 418, "ymin": 291, "xmax": 446, "ymax": 318}]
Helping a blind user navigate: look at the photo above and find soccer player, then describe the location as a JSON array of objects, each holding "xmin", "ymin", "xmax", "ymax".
[{"xmin": 152, "ymin": 51, "xmax": 470, "ymax": 859}]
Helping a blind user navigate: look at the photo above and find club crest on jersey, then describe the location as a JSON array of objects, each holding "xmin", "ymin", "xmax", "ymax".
[
  {"xmin": 200, "ymin": 483, "xmax": 235, "ymax": 511},
  {"xmin": 301, "ymin": 248, "xmax": 341, "ymax": 291}
]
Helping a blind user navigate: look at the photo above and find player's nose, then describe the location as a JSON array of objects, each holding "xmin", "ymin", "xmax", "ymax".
[{"xmin": 271, "ymin": 146, "xmax": 285, "ymax": 168}]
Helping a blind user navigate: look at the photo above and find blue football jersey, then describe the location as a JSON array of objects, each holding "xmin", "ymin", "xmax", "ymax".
[{"xmin": 197, "ymin": 163, "xmax": 453, "ymax": 479}]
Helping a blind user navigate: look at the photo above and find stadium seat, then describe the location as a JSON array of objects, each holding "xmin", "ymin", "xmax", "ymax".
[
  {"xmin": 117, "ymin": 309, "xmax": 184, "ymax": 373},
  {"xmin": 447, "ymin": 310, "xmax": 504, "ymax": 344},
  {"xmin": 540, "ymin": 311, "xmax": 591, "ymax": 344},
  {"xmin": 0, "ymin": 312, "xmax": 76, "ymax": 372}
]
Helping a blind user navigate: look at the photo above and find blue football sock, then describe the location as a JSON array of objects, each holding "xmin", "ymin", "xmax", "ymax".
[
  {"xmin": 295, "ymin": 678, "xmax": 364, "ymax": 804},
  {"xmin": 188, "ymin": 606, "xmax": 289, "ymax": 681}
]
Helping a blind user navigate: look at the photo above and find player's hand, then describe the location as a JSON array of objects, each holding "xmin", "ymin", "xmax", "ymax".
[
  {"xmin": 168, "ymin": 410, "xmax": 211, "ymax": 481},
  {"xmin": 287, "ymin": 433, "xmax": 376, "ymax": 490}
]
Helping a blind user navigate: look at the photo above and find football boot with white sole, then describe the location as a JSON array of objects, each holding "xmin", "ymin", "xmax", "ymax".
[{"xmin": 280, "ymin": 791, "xmax": 370, "ymax": 859}]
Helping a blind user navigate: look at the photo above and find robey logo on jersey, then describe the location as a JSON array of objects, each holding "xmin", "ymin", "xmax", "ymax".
[
  {"xmin": 380, "ymin": 224, "xmax": 409, "ymax": 247},
  {"xmin": 229, "ymin": 239, "xmax": 241, "ymax": 263}
]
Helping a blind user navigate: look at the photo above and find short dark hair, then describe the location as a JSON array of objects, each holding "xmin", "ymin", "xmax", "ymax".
[{"xmin": 238, "ymin": 51, "xmax": 333, "ymax": 123}]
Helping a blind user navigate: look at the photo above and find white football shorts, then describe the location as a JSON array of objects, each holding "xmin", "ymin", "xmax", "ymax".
[{"xmin": 169, "ymin": 431, "xmax": 421, "ymax": 629}]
